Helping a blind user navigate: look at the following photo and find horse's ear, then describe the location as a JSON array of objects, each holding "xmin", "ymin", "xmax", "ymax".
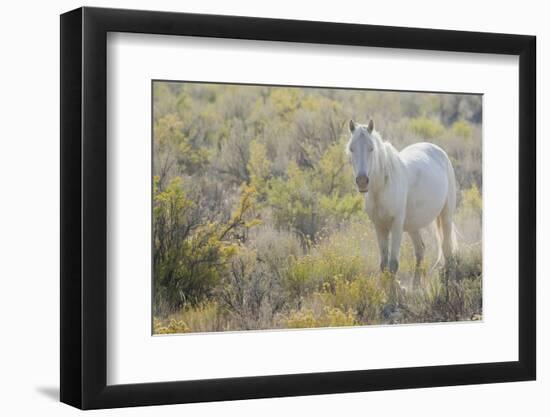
[
  {"xmin": 367, "ymin": 119, "xmax": 374, "ymax": 133},
  {"xmin": 349, "ymin": 119, "xmax": 356, "ymax": 132}
]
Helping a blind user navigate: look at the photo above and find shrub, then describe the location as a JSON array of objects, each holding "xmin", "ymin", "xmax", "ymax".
[
  {"xmin": 217, "ymin": 247, "xmax": 287, "ymax": 330},
  {"xmin": 153, "ymin": 178, "xmax": 261, "ymax": 315},
  {"xmin": 153, "ymin": 302, "xmax": 223, "ymax": 334},
  {"xmin": 460, "ymin": 184, "xmax": 482, "ymax": 215},
  {"xmin": 179, "ymin": 302, "xmax": 224, "ymax": 333},
  {"xmin": 318, "ymin": 274, "xmax": 386, "ymax": 324},
  {"xmin": 247, "ymin": 140, "xmax": 272, "ymax": 198},
  {"xmin": 400, "ymin": 263, "xmax": 482, "ymax": 323},
  {"xmin": 267, "ymin": 162, "xmax": 321, "ymax": 241},
  {"xmin": 153, "ymin": 176, "xmax": 222, "ymax": 314},
  {"xmin": 269, "ymin": 88, "xmax": 301, "ymax": 119},
  {"xmin": 214, "ymin": 119, "xmax": 253, "ymax": 184},
  {"xmin": 325, "ymin": 307, "xmax": 357, "ymax": 327},
  {"xmin": 267, "ymin": 142, "xmax": 365, "ymax": 242},
  {"xmin": 283, "ymin": 306, "xmax": 356, "ymax": 329},
  {"xmin": 154, "ymin": 113, "xmax": 210, "ymax": 181},
  {"xmin": 249, "ymin": 226, "xmax": 303, "ymax": 276},
  {"xmin": 284, "ymin": 309, "xmax": 318, "ymax": 328},
  {"xmin": 456, "ymin": 184, "xmax": 483, "ymax": 242},
  {"xmin": 408, "ymin": 116, "xmax": 445, "ymax": 139},
  {"xmin": 153, "ymin": 318, "xmax": 189, "ymax": 334},
  {"xmin": 282, "ymin": 221, "xmax": 378, "ymax": 307},
  {"xmin": 450, "ymin": 119, "xmax": 473, "ymax": 140}
]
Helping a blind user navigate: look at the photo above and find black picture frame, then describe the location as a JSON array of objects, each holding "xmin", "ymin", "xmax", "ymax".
[{"xmin": 60, "ymin": 6, "xmax": 536, "ymax": 410}]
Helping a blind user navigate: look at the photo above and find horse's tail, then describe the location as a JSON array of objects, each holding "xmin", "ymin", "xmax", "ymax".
[
  {"xmin": 450, "ymin": 222, "xmax": 459, "ymax": 255},
  {"xmin": 431, "ymin": 156, "xmax": 459, "ymax": 271},
  {"xmin": 431, "ymin": 219, "xmax": 444, "ymax": 271},
  {"xmin": 445, "ymin": 155, "xmax": 459, "ymax": 257},
  {"xmin": 431, "ymin": 219, "xmax": 459, "ymax": 271}
]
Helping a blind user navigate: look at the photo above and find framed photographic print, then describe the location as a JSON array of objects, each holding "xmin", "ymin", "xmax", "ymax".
[{"xmin": 60, "ymin": 6, "xmax": 536, "ymax": 409}]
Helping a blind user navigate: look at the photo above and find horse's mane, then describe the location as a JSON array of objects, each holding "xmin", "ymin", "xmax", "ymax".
[{"xmin": 369, "ymin": 130, "xmax": 402, "ymax": 187}]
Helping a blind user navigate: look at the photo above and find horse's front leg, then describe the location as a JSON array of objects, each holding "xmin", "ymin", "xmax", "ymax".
[
  {"xmin": 374, "ymin": 224, "xmax": 389, "ymax": 272},
  {"xmin": 389, "ymin": 219, "xmax": 404, "ymax": 274}
]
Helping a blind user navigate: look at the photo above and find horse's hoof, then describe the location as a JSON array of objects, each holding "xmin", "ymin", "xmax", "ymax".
[
  {"xmin": 389, "ymin": 259, "xmax": 399, "ymax": 274},
  {"xmin": 382, "ymin": 304, "xmax": 396, "ymax": 318},
  {"xmin": 382, "ymin": 304, "xmax": 405, "ymax": 323}
]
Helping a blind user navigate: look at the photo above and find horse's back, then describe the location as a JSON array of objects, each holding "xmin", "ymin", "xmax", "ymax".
[
  {"xmin": 399, "ymin": 142, "xmax": 453, "ymax": 231},
  {"xmin": 400, "ymin": 142, "xmax": 450, "ymax": 170}
]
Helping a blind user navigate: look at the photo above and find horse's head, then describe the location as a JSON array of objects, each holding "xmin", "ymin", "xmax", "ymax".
[{"xmin": 347, "ymin": 119, "xmax": 375, "ymax": 193}]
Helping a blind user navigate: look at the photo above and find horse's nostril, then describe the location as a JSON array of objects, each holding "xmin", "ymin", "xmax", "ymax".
[{"xmin": 356, "ymin": 175, "xmax": 369, "ymax": 187}]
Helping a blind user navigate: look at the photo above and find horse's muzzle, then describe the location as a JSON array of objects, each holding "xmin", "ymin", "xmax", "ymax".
[{"xmin": 356, "ymin": 175, "xmax": 369, "ymax": 193}]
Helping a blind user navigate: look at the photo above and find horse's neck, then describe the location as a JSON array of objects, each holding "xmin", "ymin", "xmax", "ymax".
[{"xmin": 370, "ymin": 138, "xmax": 402, "ymax": 193}]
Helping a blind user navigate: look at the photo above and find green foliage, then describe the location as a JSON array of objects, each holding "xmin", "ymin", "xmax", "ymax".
[
  {"xmin": 153, "ymin": 177, "xmax": 260, "ymax": 314},
  {"xmin": 284, "ymin": 306, "xmax": 356, "ymax": 328},
  {"xmin": 269, "ymin": 88, "xmax": 301, "ymax": 119},
  {"xmin": 267, "ymin": 162, "xmax": 321, "ymax": 241},
  {"xmin": 153, "ymin": 302, "xmax": 223, "ymax": 334},
  {"xmin": 284, "ymin": 230, "xmax": 370, "ymax": 300},
  {"xmin": 461, "ymin": 183, "xmax": 482, "ymax": 215},
  {"xmin": 408, "ymin": 116, "xmax": 445, "ymax": 139},
  {"xmin": 153, "ymin": 317, "xmax": 189, "ymax": 334},
  {"xmin": 153, "ymin": 176, "xmax": 224, "ymax": 313},
  {"xmin": 247, "ymin": 140, "xmax": 271, "ymax": 198},
  {"xmin": 266, "ymin": 143, "xmax": 364, "ymax": 242},
  {"xmin": 450, "ymin": 119, "xmax": 474, "ymax": 140},
  {"xmin": 314, "ymin": 143, "xmax": 357, "ymax": 198},
  {"xmin": 318, "ymin": 274, "xmax": 386, "ymax": 324},
  {"xmin": 154, "ymin": 113, "xmax": 211, "ymax": 191},
  {"xmin": 284, "ymin": 309, "xmax": 318, "ymax": 328},
  {"xmin": 456, "ymin": 184, "xmax": 483, "ymax": 242}
]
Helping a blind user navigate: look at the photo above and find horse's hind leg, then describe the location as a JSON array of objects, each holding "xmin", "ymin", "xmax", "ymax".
[{"xmin": 409, "ymin": 230, "xmax": 425, "ymax": 289}]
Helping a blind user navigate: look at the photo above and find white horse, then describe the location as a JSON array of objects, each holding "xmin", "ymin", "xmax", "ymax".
[{"xmin": 347, "ymin": 119, "xmax": 457, "ymax": 287}]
